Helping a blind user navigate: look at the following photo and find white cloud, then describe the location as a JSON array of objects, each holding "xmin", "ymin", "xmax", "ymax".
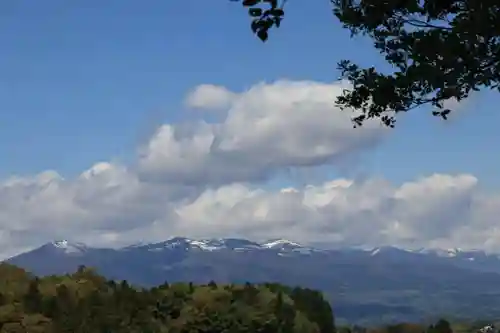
[
  {"xmin": 1, "ymin": 79, "xmax": 498, "ymax": 259},
  {"xmin": 138, "ymin": 80, "xmax": 386, "ymax": 185},
  {"xmin": 185, "ymin": 84, "xmax": 235, "ymax": 111},
  {"xmin": 1, "ymin": 163, "xmax": 500, "ymax": 259}
]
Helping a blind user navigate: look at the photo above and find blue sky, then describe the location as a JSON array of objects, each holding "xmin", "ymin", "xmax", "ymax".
[
  {"xmin": 0, "ymin": 0, "xmax": 499, "ymax": 184},
  {"xmin": 2, "ymin": 0, "xmax": 500, "ymax": 254}
]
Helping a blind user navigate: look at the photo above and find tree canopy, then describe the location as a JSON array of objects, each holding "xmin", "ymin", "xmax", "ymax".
[
  {"xmin": 0, "ymin": 263, "xmax": 335, "ymax": 333},
  {"xmin": 0, "ymin": 263, "xmax": 490, "ymax": 333},
  {"xmin": 235, "ymin": 0, "xmax": 500, "ymax": 127}
]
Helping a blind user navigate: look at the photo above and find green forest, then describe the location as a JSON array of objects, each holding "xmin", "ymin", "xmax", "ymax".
[
  {"xmin": 0, "ymin": 263, "xmax": 334, "ymax": 333},
  {"xmin": 0, "ymin": 262, "xmax": 493, "ymax": 333}
]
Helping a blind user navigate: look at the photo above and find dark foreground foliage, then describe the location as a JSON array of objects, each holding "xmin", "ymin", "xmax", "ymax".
[
  {"xmin": 235, "ymin": 0, "xmax": 500, "ymax": 127},
  {"xmin": 0, "ymin": 263, "xmax": 335, "ymax": 333}
]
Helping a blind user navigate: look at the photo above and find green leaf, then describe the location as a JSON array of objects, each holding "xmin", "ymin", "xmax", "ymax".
[
  {"xmin": 251, "ymin": 20, "xmax": 261, "ymax": 33},
  {"xmin": 274, "ymin": 17, "xmax": 282, "ymax": 27},
  {"xmin": 269, "ymin": 8, "xmax": 284, "ymax": 16},
  {"xmin": 242, "ymin": 0, "xmax": 261, "ymax": 6},
  {"xmin": 249, "ymin": 8, "xmax": 263, "ymax": 17},
  {"xmin": 257, "ymin": 29, "xmax": 268, "ymax": 42}
]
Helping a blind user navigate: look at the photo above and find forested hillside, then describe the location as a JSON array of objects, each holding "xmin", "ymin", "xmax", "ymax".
[
  {"xmin": 10, "ymin": 239, "xmax": 500, "ymax": 324},
  {"xmin": 0, "ymin": 263, "xmax": 334, "ymax": 333}
]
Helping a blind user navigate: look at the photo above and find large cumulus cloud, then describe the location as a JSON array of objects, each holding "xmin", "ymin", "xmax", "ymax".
[
  {"xmin": 0, "ymin": 80, "xmax": 496, "ymax": 259},
  {"xmin": 1, "ymin": 167, "xmax": 498, "ymax": 259},
  {"xmin": 138, "ymin": 80, "xmax": 385, "ymax": 185}
]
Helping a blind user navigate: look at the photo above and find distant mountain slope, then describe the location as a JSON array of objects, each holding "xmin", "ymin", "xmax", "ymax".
[{"xmin": 6, "ymin": 237, "xmax": 500, "ymax": 325}]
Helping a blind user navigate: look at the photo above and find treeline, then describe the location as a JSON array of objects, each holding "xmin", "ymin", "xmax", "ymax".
[
  {"xmin": 339, "ymin": 319, "xmax": 491, "ymax": 333},
  {"xmin": 0, "ymin": 263, "xmax": 335, "ymax": 333},
  {"xmin": 0, "ymin": 263, "xmax": 492, "ymax": 333}
]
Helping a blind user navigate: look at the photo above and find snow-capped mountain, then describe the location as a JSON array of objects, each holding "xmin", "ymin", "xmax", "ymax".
[
  {"xmin": 23, "ymin": 237, "xmax": 500, "ymax": 261},
  {"xmin": 7, "ymin": 236, "xmax": 500, "ymax": 324}
]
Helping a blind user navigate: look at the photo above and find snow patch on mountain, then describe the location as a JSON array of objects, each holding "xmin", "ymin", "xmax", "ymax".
[
  {"xmin": 369, "ymin": 246, "xmax": 412, "ymax": 256},
  {"xmin": 261, "ymin": 239, "xmax": 302, "ymax": 249},
  {"xmin": 187, "ymin": 239, "xmax": 229, "ymax": 251},
  {"xmin": 413, "ymin": 247, "xmax": 481, "ymax": 258},
  {"xmin": 432, "ymin": 247, "xmax": 465, "ymax": 257},
  {"xmin": 50, "ymin": 240, "xmax": 88, "ymax": 254},
  {"xmin": 260, "ymin": 239, "xmax": 322, "ymax": 254}
]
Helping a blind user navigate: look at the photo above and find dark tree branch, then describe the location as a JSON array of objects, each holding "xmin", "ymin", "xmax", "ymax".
[{"xmin": 234, "ymin": 0, "xmax": 500, "ymax": 127}]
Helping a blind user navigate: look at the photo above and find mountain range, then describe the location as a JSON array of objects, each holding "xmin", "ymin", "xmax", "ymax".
[{"xmin": 5, "ymin": 237, "xmax": 500, "ymax": 325}]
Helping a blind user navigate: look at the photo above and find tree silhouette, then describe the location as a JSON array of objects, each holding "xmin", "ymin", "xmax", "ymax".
[{"xmin": 234, "ymin": 0, "xmax": 500, "ymax": 127}]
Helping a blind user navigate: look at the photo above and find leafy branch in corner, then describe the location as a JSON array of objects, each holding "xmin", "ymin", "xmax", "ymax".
[{"xmin": 234, "ymin": 0, "xmax": 500, "ymax": 128}]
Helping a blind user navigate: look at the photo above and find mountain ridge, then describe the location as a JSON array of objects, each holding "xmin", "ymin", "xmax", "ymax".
[
  {"xmin": 7, "ymin": 236, "xmax": 500, "ymax": 324},
  {"xmin": 24, "ymin": 237, "xmax": 498, "ymax": 259}
]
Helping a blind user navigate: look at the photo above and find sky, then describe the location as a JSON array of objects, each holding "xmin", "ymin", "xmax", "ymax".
[{"xmin": 1, "ymin": 0, "xmax": 500, "ymax": 259}]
